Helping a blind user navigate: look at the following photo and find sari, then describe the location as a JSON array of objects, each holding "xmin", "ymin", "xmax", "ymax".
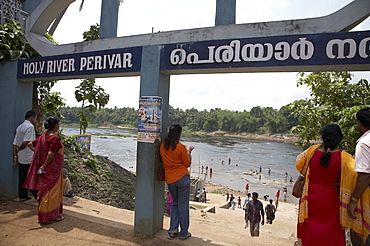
[
  {"xmin": 23, "ymin": 133, "xmax": 64, "ymax": 223},
  {"xmin": 296, "ymin": 144, "xmax": 370, "ymax": 244}
]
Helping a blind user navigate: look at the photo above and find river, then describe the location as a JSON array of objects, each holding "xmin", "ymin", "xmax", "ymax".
[{"xmin": 62, "ymin": 127, "xmax": 303, "ymax": 203}]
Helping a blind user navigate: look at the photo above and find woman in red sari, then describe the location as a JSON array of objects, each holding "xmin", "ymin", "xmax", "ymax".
[
  {"xmin": 296, "ymin": 124, "xmax": 356, "ymax": 245},
  {"xmin": 23, "ymin": 116, "xmax": 64, "ymax": 223}
]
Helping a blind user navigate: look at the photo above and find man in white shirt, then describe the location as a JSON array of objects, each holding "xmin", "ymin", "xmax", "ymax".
[
  {"xmin": 348, "ymin": 107, "xmax": 370, "ymax": 245},
  {"xmin": 12, "ymin": 110, "xmax": 37, "ymax": 201}
]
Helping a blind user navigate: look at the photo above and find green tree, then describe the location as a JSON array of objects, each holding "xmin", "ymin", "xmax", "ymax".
[
  {"xmin": 0, "ymin": 20, "xmax": 65, "ymax": 134},
  {"xmin": 83, "ymin": 24, "xmax": 100, "ymax": 41},
  {"xmin": 0, "ymin": 20, "xmax": 39, "ymax": 61},
  {"xmin": 288, "ymin": 71, "xmax": 369, "ymax": 153},
  {"xmin": 33, "ymin": 81, "xmax": 65, "ymax": 135},
  {"xmin": 75, "ymin": 78, "xmax": 110, "ymax": 134}
]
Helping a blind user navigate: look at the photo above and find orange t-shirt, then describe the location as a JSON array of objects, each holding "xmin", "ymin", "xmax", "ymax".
[{"xmin": 160, "ymin": 142, "xmax": 191, "ymax": 184}]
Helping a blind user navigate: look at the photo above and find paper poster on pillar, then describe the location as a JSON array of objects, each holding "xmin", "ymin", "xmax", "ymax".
[{"xmin": 137, "ymin": 96, "xmax": 162, "ymax": 143}]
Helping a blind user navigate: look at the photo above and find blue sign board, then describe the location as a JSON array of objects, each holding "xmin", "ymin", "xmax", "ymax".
[
  {"xmin": 17, "ymin": 46, "xmax": 142, "ymax": 80},
  {"xmin": 17, "ymin": 30, "xmax": 370, "ymax": 80},
  {"xmin": 161, "ymin": 30, "xmax": 370, "ymax": 72}
]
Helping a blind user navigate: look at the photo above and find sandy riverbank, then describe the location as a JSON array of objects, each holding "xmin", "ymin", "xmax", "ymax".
[{"xmin": 0, "ymin": 181, "xmax": 298, "ymax": 246}]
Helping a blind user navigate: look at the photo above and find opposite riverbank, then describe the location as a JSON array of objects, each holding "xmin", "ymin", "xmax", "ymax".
[{"xmin": 95, "ymin": 125, "xmax": 300, "ymax": 144}]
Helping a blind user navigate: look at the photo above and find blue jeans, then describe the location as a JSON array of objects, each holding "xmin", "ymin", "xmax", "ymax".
[{"xmin": 167, "ymin": 174, "xmax": 190, "ymax": 238}]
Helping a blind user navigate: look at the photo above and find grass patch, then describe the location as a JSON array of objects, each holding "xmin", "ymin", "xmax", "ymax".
[{"xmin": 211, "ymin": 191, "xmax": 222, "ymax": 194}]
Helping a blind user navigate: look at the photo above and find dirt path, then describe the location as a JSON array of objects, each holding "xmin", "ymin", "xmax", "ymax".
[{"xmin": 0, "ymin": 184, "xmax": 298, "ymax": 246}]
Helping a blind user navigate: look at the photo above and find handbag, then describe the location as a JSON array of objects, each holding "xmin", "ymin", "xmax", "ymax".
[
  {"xmin": 292, "ymin": 146, "xmax": 320, "ymax": 198},
  {"xmin": 292, "ymin": 174, "xmax": 305, "ymax": 198},
  {"xmin": 157, "ymin": 166, "xmax": 165, "ymax": 181}
]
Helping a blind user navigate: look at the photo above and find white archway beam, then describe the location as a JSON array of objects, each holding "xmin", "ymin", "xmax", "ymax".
[{"xmin": 26, "ymin": 0, "xmax": 370, "ymax": 56}]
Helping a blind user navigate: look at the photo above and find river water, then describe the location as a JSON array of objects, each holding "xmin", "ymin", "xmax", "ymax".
[{"xmin": 62, "ymin": 127, "xmax": 303, "ymax": 203}]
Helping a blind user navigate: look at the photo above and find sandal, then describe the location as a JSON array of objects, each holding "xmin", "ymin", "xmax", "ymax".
[
  {"xmin": 54, "ymin": 216, "xmax": 64, "ymax": 222},
  {"xmin": 39, "ymin": 216, "xmax": 64, "ymax": 224},
  {"xmin": 179, "ymin": 232, "xmax": 191, "ymax": 240},
  {"xmin": 167, "ymin": 233, "xmax": 178, "ymax": 239},
  {"xmin": 20, "ymin": 197, "xmax": 31, "ymax": 202}
]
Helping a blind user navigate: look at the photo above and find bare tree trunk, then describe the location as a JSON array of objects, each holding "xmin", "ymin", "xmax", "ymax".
[{"xmin": 32, "ymin": 82, "xmax": 43, "ymax": 137}]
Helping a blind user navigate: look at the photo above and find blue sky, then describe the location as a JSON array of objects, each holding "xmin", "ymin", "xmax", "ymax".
[{"xmin": 51, "ymin": 0, "xmax": 370, "ymax": 111}]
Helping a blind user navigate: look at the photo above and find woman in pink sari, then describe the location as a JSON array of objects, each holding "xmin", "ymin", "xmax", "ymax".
[{"xmin": 23, "ymin": 116, "xmax": 64, "ymax": 223}]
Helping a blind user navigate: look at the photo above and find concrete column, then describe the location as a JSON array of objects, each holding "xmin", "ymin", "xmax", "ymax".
[
  {"xmin": 134, "ymin": 45, "xmax": 170, "ymax": 236},
  {"xmin": 23, "ymin": 0, "xmax": 43, "ymax": 14},
  {"xmin": 99, "ymin": 0, "xmax": 119, "ymax": 39},
  {"xmin": 215, "ymin": 0, "xmax": 236, "ymax": 26},
  {"xmin": 0, "ymin": 61, "xmax": 33, "ymax": 198}
]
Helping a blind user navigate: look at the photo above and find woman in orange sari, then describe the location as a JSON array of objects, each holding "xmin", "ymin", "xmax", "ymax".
[{"xmin": 23, "ymin": 116, "xmax": 64, "ymax": 223}]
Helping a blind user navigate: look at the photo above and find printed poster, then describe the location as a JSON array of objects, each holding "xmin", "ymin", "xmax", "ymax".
[
  {"xmin": 75, "ymin": 134, "xmax": 92, "ymax": 151},
  {"xmin": 137, "ymin": 96, "xmax": 162, "ymax": 143}
]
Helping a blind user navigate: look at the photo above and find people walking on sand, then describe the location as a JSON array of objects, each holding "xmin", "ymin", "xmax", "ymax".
[
  {"xmin": 283, "ymin": 186, "xmax": 288, "ymax": 202},
  {"xmin": 296, "ymin": 124, "xmax": 359, "ymax": 246},
  {"xmin": 23, "ymin": 116, "xmax": 65, "ymax": 224},
  {"xmin": 196, "ymin": 189, "xmax": 201, "ymax": 202},
  {"xmin": 201, "ymin": 187, "xmax": 208, "ymax": 203},
  {"xmin": 265, "ymin": 199, "xmax": 276, "ymax": 224},
  {"xmin": 229, "ymin": 196, "xmax": 236, "ymax": 210},
  {"xmin": 245, "ymin": 192, "xmax": 264, "ymax": 237},
  {"xmin": 237, "ymin": 196, "xmax": 241, "ymax": 208},
  {"xmin": 245, "ymin": 183, "xmax": 249, "ymax": 194},
  {"xmin": 276, "ymin": 190, "xmax": 280, "ymax": 201},
  {"xmin": 160, "ymin": 124, "xmax": 194, "ymax": 240},
  {"xmin": 228, "ymin": 194, "xmax": 234, "ymax": 208},
  {"xmin": 243, "ymin": 193, "xmax": 253, "ymax": 221},
  {"xmin": 275, "ymin": 199, "xmax": 279, "ymax": 210}
]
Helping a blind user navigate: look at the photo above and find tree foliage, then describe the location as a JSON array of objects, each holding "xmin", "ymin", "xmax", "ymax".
[
  {"xmin": 0, "ymin": 20, "xmax": 39, "ymax": 61},
  {"xmin": 75, "ymin": 78, "xmax": 110, "ymax": 134},
  {"xmin": 0, "ymin": 20, "xmax": 65, "ymax": 134},
  {"xmin": 60, "ymin": 104, "xmax": 298, "ymax": 136},
  {"xmin": 288, "ymin": 72, "xmax": 370, "ymax": 153},
  {"xmin": 83, "ymin": 24, "xmax": 100, "ymax": 41}
]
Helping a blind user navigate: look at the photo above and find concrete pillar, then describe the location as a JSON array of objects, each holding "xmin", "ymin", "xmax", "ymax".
[
  {"xmin": 0, "ymin": 61, "xmax": 33, "ymax": 198},
  {"xmin": 134, "ymin": 45, "xmax": 170, "ymax": 236},
  {"xmin": 99, "ymin": 0, "xmax": 119, "ymax": 39},
  {"xmin": 23, "ymin": 0, "xmax": 43, "ymax": 14},
  {"xmin": 215, "ymin": 0, "xmax": 236, "ymax": 26}
]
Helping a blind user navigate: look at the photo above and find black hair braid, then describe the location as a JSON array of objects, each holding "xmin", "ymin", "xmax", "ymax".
[{"xmin": 319, "ymin": 124, "xmax": 343, "ymax": 168}]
